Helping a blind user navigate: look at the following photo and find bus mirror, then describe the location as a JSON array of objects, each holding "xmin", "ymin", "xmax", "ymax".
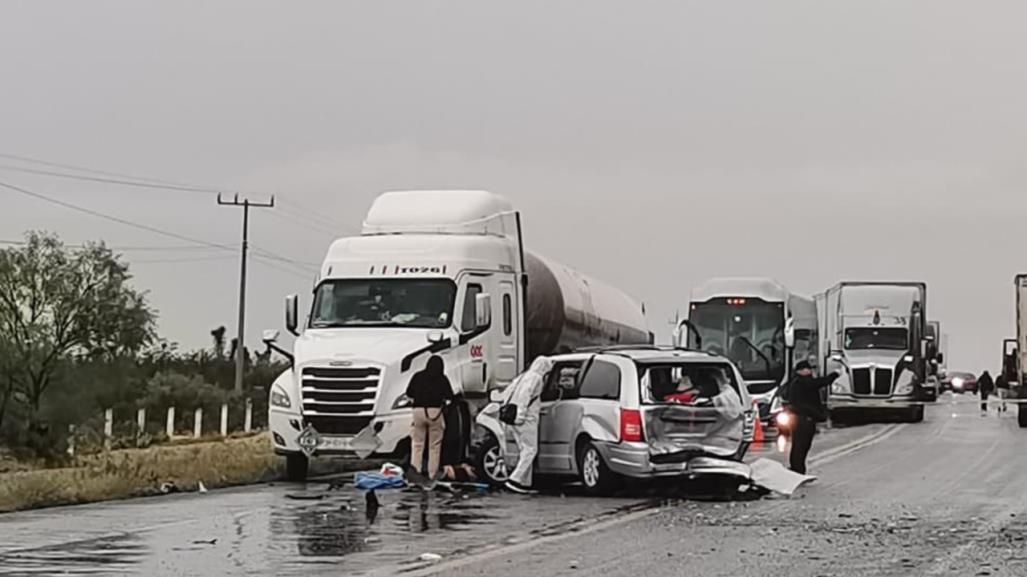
[
  {"xmin": 784, "ymin": 317, "xmax": 796, "ymax": 349},
  {"xmin": 427, "ymin": 330, "xmax": 444, "ymax": 344},
  {"xmin": 262, "ymin": 329, "xmax": 280, "ymax": 344},
  {"xmin": 475, "ymin": 293, "xmax": 492, "ymax": 329},
  {"xmin": 285, "ymin": 295, "xmax": 299, "ymax": 335}
]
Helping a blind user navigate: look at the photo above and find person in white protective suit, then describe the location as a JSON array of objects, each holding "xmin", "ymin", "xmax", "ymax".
[{"xmin": 502, "ymin": 356, "xmax": 554, "ymax": 494}]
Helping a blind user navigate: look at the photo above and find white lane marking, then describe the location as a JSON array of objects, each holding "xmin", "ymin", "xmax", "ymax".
[
  {"xmin": 809, "ymin": 424, "xmax": 905, "ymax": 467},
  {"xmin": 380, "ymin": 506, "xmax": 660, "ymax": 577}
]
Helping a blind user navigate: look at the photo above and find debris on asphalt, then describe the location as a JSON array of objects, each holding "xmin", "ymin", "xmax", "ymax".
[
  {"xmin": 749, "ymin": 458, "xmax": 815, "ymax": 496},
  {"xmin": 198, "ymin": 481, "xmax": 208, "ymax": 494},
  {"xmin": 159, "ymin": 481, "xmax": 179, "ymax": 494},
  {"xmin": 419, "ymin": 553, "xmax": 443, "ymax": 562},
  {"xmin": 285, "ymin": 493, "xmax": 325, "ymax": 501},
  {"xmin": 191, "ymin": 539, "xmax": 217, "ymax": 545}
]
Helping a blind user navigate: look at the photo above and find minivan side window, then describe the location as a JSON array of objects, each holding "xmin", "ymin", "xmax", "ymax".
[
  {"xmin": 541, "ymin": 363, "xmax": 583, "ymax": 402},
  {"xmin": 578, "ymin": 360, "xmax": 621, "ymax": 400},
  {"xmin": 461, "ymin": 284, "xmax": 483, "ymax": 332}
]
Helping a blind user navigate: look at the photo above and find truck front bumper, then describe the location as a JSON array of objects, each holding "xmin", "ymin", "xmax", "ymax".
[
  {"xmin": 269, "ymin": 408, "xmax": 412, "ymax": 457},
  {"xmin": 828, "ymin": 394, "xmax": 918, "ymax": 410}
]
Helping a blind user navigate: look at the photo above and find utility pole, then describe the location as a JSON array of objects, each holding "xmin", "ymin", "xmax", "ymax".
[{"xmin": 218, "ymin": 193, "xmax": 275, "ymax": 393}]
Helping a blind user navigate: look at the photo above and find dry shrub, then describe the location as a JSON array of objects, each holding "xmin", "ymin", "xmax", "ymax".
[{"xmin": 0, "ymin": 433, "xmax": 282, "ymax": 512}]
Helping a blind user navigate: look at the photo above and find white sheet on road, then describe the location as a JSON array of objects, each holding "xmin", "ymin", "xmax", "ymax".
[{"xmin": 749, "ymin": 458, "xmax": 816, "ymax": 496}]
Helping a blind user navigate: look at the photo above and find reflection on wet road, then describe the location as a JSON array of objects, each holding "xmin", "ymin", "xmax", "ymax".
[{"xmin": 0, "ymin": 419, "xmax": 890, "ymax": 577}]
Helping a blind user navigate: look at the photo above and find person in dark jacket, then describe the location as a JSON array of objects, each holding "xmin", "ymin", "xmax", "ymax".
[
  {"xmin": 784, "ymin": 361, "xmax": 839, "ymax": 474},
  {"xmin": 978, "ymin": 370, "xmax": 995, "ymax": 414},
  {"xmin": 406, "ymin": 355, "xmax": 454, "ymax": 480}
]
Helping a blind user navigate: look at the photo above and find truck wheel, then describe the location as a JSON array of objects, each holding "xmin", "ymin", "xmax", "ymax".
[
  {"xmin": 577, "ymin": 442, "xmax": 620, "ymax": 496},
  {"xmin": 286, "ymin": 453, "xmax": 309, "ymax": 482},
  {"xmin": 474, "ymin": 434, "xmax": 509, "ymax": 486},
  {"xmin": 1018, "ymin": 405, "xmax": 1027, "ymax": 428}
]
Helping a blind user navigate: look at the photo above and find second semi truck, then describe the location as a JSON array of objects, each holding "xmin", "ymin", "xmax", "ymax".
[{"xmin": 818, "ymin": 282, "xmax": 934, "ymax": 423}]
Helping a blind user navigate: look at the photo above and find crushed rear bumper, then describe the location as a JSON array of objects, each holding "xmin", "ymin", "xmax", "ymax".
[{"xmin": 597, "ymin": 441, "xmax": 749, "ymax": 480}]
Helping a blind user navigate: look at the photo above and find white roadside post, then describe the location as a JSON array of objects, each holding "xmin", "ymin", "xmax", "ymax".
[
  {"xmin": 103, "ymin": 408, "xmax": 113, "ymax": 451},
  {"xmin": 244, "ymin": 398, "xmax": 253, "ymax": 433},
  {"xmin": 166, "ymin": 407, "xmax": 175, "ymax": 439},
  {"xmin": 220, "ymin": 403, "xmax": 229, "ymax": 437},
  {"xmin": 137, "ymin": 407, "xmax": 146, "ymax": 433},
  {"xmin": 67, "ymin": 424, "xmax": 76, "ymax": 457},
  {"xmin": 194, "ymin": 407, "xmax": 203, "ymax": 439}
]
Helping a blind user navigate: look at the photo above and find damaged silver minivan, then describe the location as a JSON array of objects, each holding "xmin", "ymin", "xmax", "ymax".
[{"xmin": 475, "ymin": 346, "xmax": 756, "ymax": 495}]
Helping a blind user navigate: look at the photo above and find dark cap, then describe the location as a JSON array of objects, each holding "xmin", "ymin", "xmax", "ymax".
[{"xmin": 795, "ymin": 360, "xmax": 813, "ymax": 372}]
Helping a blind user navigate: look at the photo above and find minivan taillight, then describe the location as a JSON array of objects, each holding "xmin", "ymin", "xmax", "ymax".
[{"xmin": 620, "ymin": 408, "xmax": 644, "ymax": 442}]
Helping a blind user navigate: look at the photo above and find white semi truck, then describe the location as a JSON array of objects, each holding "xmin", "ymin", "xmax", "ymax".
[
  {"xmin": 675, "ymin": 278, "xmax": 818, "ymax": 427},
  {"xmin": 818, "ymin": 282, "xmax": 933, "ymax": 423},
  {"xmin": 1004, "ymin": 274, "xmax": 1027, "ymax": 427},
  {"xmin": 264, "ymin": 190, "xmax": 652, "ymax": 481}
]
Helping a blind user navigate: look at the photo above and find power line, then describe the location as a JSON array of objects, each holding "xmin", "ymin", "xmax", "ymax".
[
  {"xmin": 0, "ymin": 152, "xmax": 219, "ymax": 188},
  {"xmin": 130, "ymin": 255, "xmax": 239, "ymax": 264},
  {"xmin": 252, "ymin": 254, "xmax": 317, "ymax": 281},
  {"xmin": 0, "ymin": 179, "xmax": 236, "ymax": 252},
  {"xmin": 0, "ymin": 151, "xmax": 360, "ymax": 234},
  {"xmin": 0, "ymin": 165, "xmax": 222, "ymax": 195},
  {"xmin": 0, "ymin": 239, "xmax": 227, "ymax": 252}
]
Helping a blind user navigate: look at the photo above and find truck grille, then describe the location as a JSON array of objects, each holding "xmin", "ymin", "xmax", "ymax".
[
  {"xmin": 874, "ymin": 368, "xmax": 894, "ymax": 395},
  {"xmin": 852, "ymin": 368, "xmax": 871, "ymax": 395},
  {"xmin": 301, "ymin": 366, "xmax": 379, "ymax": 436},
  {"xmin": 851, "ymin": 367, "xmax": 894, "ymax": 396}
]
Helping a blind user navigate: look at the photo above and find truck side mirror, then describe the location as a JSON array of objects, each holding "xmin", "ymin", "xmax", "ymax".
[
  {"xmin": 285, "ymin": 294, "xmax": 299, "ymax": 335},
  {"xmin": 920, "ymin": 339, "xmax": 928, "ymax": 359},
  {"xmin": 262, "ymin": 329, "xmax": 280, "ymax": 344},
  {"xmin": 784, "ymin": 317, "xmax": 796, "ymax": 349},
  {"xmin": 936, "ymin": 353, "xmax": 944, "ymax": 365},
  {"xmin": 475, "ymin": 293, "xmax": 492, "ymax": 329}
]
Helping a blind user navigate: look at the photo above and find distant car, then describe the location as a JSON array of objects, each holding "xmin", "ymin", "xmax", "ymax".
[
  {"xmin": 475, "ymin": 346, "xmax": 756, "ymax": 494},
  {"xmin": 941, "ymin": 371, "xmax": 977, "ymax": 394}
]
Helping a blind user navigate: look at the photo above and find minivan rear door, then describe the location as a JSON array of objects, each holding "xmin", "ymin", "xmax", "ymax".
[{"xmin": 638, "ymin": 361, "xmax": 746, "ymax": 460}]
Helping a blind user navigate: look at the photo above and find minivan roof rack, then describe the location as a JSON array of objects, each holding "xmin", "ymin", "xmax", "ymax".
[{"xmin": 572, "ymin": 344, "xmax": 708, "ymax": 355}]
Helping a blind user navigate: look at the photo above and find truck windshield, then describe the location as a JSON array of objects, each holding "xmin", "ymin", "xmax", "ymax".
[
  {"xmin": 845, "ymin": 327, "xmax": 908, "ymax": 350},
  {"xmin": 688, "ymin": 300, "xmax": 786, "ymax": 383},
  {"xmin": 309, "ymin": 279, "xmax": 457, "ymax": 329}
]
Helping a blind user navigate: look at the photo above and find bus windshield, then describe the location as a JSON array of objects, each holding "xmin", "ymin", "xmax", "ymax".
[
  {"xmin": 309, "ymin": 279, "xmax": 457, "ymax": 329},
  {"xmin": 688, "ymin": 299, "xmax": 786, "ymax": 382}
]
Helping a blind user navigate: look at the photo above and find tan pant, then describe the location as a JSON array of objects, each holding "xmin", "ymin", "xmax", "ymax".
[{"xmin": 410, "ymin": 407, "xmax": 445, "ymax": 479}]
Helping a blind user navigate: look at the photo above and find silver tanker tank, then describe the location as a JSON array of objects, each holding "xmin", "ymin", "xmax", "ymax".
[{"xmin": 524, "ymin": 252, "xmax": 651, "ymax": 360}]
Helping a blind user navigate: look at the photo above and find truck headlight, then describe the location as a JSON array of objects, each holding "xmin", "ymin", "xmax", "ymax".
[
  {"xmin": 270, "ymin": 385, "xmax": 292, "ymax": 409},
  {"xmin": 895, "ymin": 369, "xmax": 915, "ymax": 395},
  {"xmin": 392, "ymin": 394, "xmax": 413, "ymax": 410}
]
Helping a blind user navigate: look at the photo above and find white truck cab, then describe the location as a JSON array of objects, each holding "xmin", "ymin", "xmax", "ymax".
[{"xmin": 266, "ymin": 190, "xmax": 651, "ymax": 480}]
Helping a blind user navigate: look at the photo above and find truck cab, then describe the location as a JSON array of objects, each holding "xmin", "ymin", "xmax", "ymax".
[{"xmin": 821, "ymin": 282, "xmax": 929, "ymax": 423}]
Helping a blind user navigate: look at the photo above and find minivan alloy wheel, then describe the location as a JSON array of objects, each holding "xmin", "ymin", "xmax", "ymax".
[{"xmin": 582, "ymin": 447, "xmax": 601, "ymax": 487}]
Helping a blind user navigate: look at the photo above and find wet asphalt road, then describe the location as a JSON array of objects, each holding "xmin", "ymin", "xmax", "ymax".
[{"xmin": 0, "ymin": 394, "xmax": 1019, "ymax": 576}]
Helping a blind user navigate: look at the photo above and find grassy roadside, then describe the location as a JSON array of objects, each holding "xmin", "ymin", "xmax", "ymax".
[{"xmin": 0, "ymin": 433, "xmax": 371, "ymax": 513}]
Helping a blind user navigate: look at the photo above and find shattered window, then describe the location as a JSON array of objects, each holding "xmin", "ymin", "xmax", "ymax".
[{"xmin": 639, "ymin": 362, "xmax": 739, "ymax": 404}]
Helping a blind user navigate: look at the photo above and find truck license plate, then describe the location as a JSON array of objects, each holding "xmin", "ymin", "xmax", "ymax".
[{"xmin": 318, "ymin": 436, "xmax": 353, "ymax": 451}]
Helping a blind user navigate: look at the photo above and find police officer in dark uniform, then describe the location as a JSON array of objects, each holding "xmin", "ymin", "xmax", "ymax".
[{"xmin": 785, "ymin": 360, "xmax": 839, "ymax": 474}]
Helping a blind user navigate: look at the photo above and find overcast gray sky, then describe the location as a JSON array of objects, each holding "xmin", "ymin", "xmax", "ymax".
[{"xmin": 2, "ymin": 1, "xmax": 1026, "ymax": 371}]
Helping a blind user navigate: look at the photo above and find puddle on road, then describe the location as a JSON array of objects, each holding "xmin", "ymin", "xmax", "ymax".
[{"xmin": 0, "ymin": 532, "xmax": 145, "ymax": 576}]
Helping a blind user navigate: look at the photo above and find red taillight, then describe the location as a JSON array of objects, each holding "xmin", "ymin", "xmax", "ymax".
[{"xmin": 620, "ymin": 409, "xmax": 644, "ymax": 442}]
